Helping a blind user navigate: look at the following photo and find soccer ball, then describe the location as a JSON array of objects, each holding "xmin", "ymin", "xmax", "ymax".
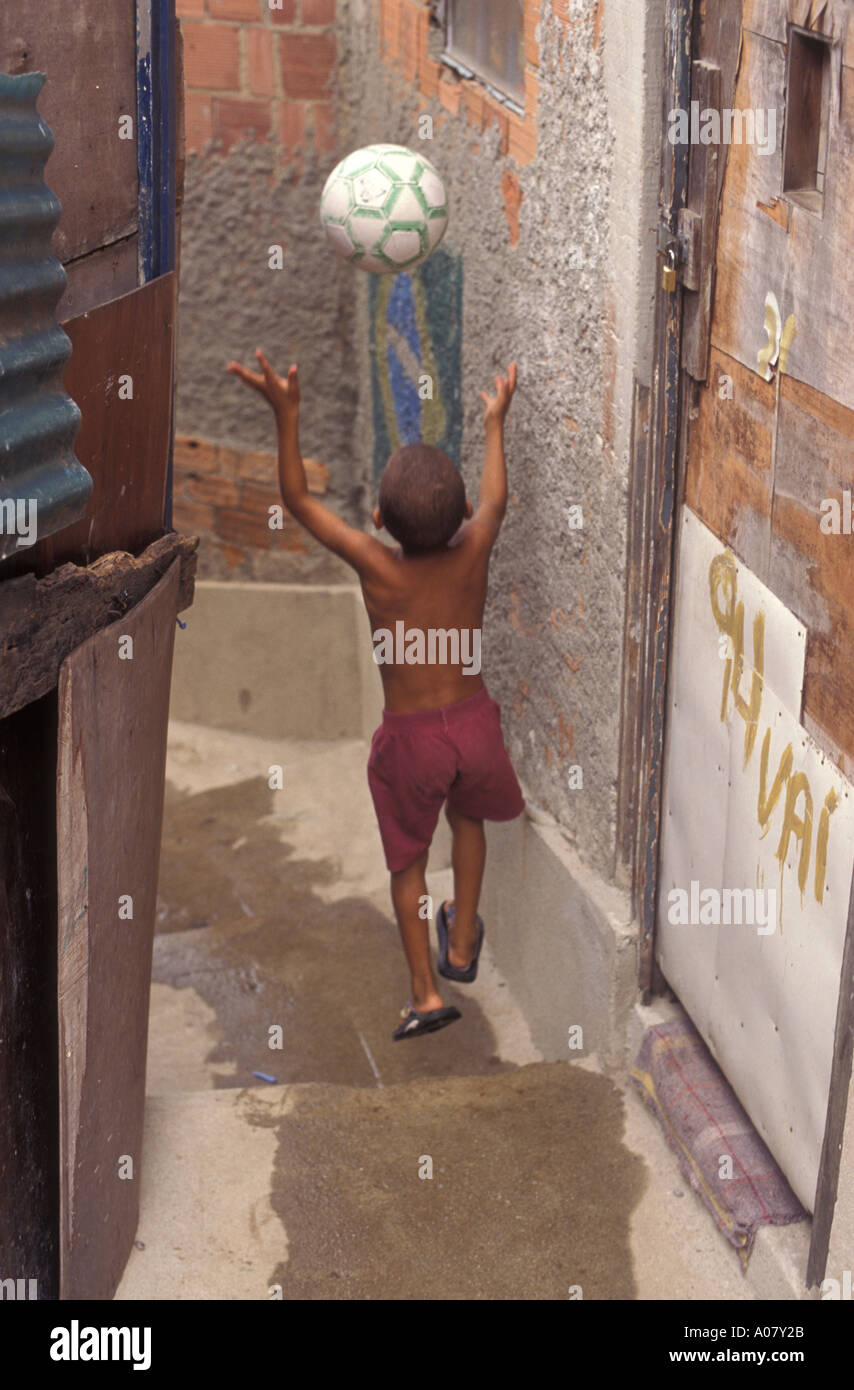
[{"xmin": 319, "ymin": 144, "xmax": 449, "ymax": 275}]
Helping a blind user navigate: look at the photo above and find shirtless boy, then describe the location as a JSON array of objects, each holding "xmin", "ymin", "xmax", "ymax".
[{"xmin": 227, "ymin": 349, "xmax": 525, "ymax": 1039}]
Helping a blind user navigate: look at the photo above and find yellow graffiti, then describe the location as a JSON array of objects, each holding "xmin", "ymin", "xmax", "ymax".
[
  {"xmin": 757, "ymin": 726, "xmax": 793, "ymax": 832},
  {"xmin": 776, "ymin": 772, "xmax": 813, "ymax": 896},
  {"xmin": 709, "ymin": 552, "xmax": 764, "ymax": 767},
  {"xmin": 709, "ymin": 552, "xmax": 837, "ymax": 906},
  {"xmin": 814, "ymin": 789, "xmax": 838, "ymax": 905}
]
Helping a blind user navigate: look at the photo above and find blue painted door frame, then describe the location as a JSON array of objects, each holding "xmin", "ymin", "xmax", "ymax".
[{"xmin": 137, "ymin": 0, "xmax": 177, "ymax": 527}]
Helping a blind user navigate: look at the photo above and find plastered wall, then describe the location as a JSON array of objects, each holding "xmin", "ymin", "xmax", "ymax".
[{"xmin": 174, "ymin": 0, "xmax": 662, "ymax": 876}]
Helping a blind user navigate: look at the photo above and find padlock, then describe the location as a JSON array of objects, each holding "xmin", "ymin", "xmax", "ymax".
[{"xmin": 662, "ymin": 245, "xmax": 677, "ymax": 293}]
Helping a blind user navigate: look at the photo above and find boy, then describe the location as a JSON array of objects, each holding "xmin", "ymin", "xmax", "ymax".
[{"xmin": 227, "ymin": 349, "xmax": 525, "ymax": 1039}]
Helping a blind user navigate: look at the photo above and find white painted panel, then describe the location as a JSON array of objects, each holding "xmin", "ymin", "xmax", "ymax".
[{"xmin": 658, "ymin": 507, "xmax": 854, "ymax": 1211}]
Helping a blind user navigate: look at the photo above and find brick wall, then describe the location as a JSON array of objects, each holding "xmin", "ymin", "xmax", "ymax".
[
  {"xmin": 172, "ymin": 435, "xmax": 331, "ymax": 575},
  {"xmin": 178, "ymin": 0, "xmax": 337, "ymax": 166},
  {"xmin": 379, "ymin": 0, "xmax": 549, "ymax": 167},
  {"xmin": 174, "ymin": 0, "xmax": 347, "ymax": 580}
]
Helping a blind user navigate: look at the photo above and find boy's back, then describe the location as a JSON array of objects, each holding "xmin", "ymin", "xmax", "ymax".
[{"xmin": 358, "ymin": 523, "xmax": 491, "ymax": 712}]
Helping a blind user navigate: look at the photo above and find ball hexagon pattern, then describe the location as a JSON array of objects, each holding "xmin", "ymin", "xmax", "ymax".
[{"xmin": 320, "ymin": 143, "xmax": 450, "ymax": 274}]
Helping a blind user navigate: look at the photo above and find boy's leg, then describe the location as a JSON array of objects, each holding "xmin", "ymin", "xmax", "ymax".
[
  {"xmin": 444, "ymin": 804, "xmax": 486, "ymax": 968},
  {"xmin": 390, "ymin": 847, "xmax": 445, "ymax": 1014}
]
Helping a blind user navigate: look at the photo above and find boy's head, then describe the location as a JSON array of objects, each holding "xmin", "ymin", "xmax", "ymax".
[{"xmin": 374, "ymin": 444, "xmax": 471, "ymax": 554}]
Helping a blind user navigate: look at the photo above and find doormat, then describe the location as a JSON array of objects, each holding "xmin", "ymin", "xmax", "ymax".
[{"xmin": 630, "ymin": 1018, "xmax": 807, "ymax": 1268}]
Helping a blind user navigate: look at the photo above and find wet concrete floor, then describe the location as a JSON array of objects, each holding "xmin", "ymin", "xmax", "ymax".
[{"xmin": 116, "ymin": 722, "xmax": 753, "ymax": 1301}]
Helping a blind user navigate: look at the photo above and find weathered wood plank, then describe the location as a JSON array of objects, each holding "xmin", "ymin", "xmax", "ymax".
[
  {"xmin": 57, "ymin": 560, "xmax": 181, "ymax": 1300},
  {"xmin": 743, "ymin": 0, "xmax": 788, "ymax": 42},
  {"xmin": 713, "ymin": 38, "xmax": 854, "ymax": 412},
  {"xmin": 0, "ymin": 691, "xmax": 60, "ymax": 1300},
  {"xmin": 683, "ymin": 344, "xmax": 776, "ymax": 577},
  {"xmin": 58, "ymin": 236, "xmax": 139, "ymax": 323},
  {"xmin": 2, "ymin": 1, "xmax": 139, "ymax": 262},
  {"xmin": 2, "ymin": 274, "xmax": 176, "ymax": 581},
  {"xmin": 0, "ymin": 531, "xmax": 197, "ymax": 720},
  {"xmin": 770, "ymin": 374, "xmax": 854, "ymax": 769},
  {"xmin": 681, "ymin": 62, "xmax": 721, "ymax": 381}
]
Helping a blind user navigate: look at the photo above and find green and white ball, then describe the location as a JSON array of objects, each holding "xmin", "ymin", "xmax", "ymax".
[{"xmin": 320, "ymin": 144, "xmax": 449, "ymax": 275}]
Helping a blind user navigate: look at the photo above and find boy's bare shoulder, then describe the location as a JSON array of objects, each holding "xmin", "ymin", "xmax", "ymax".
[{"xmin": 454, "ymin": 509, "xmax": 502, "ymax": 554}]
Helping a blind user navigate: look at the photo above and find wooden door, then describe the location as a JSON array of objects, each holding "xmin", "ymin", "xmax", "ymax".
[
  {"xmin": 56, "ymin": 561, "xmax": 180, "ymax": 1299},
  {"xmin": 654, "ymin": 0, "xmax": 854, "ymax": 1261}
]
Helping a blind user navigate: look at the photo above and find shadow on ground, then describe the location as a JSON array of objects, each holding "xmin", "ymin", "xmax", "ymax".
[{"xmin": 154, "ymin": 777, "xmax": 516, "ymax": 1087}]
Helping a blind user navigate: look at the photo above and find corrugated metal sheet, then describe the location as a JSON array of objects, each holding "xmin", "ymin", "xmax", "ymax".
[{"xmin": 0, "ymin": 72, "xmax": 92, "ymax": 564}]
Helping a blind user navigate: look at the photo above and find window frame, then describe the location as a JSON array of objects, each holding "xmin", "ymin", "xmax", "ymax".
[{"xmin": 440, "ymin": 0, "xmax": 526, "ymax": 115}]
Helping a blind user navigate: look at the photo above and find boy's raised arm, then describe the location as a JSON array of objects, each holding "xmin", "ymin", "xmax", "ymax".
[
  {"xmin": 473, "ymin": 361, "xmax": 517, "ymax": 541},
  {"xmin": 226, "ymin": 350, "xmax": 383, "ymax": 572}
]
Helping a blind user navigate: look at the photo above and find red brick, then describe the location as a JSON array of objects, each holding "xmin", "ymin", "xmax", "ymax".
[
  {"xmin": 182, "ymin": 21, "xmax": 241, "ymax": 90},
  {"xmin": 208, "ymin": 0, "xmax": 261, "ymax": 17},
  {"xmin": 524, "ymin": 0, "xmax": 541, "ymax": 66},
  {"xmin": 438, "ymin": 73, "xmax": 460, "ymax": 115},
  {"xmin": 172, "ymin": 498, "xmax": 217, "ymax": 531},
  {"xmin": 174, "ymin": 435, "xmax": 220, "ymax": 472},
  {"xmin": 279, "ymin": 100, "xmax": 306, "ymax": 151},
  {"xmin": 221, "ymin": 542, "xmax": 248, "ymax": 571},
  {"xmin": 176, "ymin": 0, "xmax": 206, "ymax": 17},
  {"xmin": 215, "ymin": 509, "xmax": 274, "ymax": 549},
  {"xmin": 214, "ymin": 96, "xmax": 273, "ymax": 150},
  {"xmin": 501, "ymin": 168, "xmax": 523, "ymax": 248},
  {"xmin": 509, "ymin": 114, "xmax": 537, "ymax": 166},
  {"xmin": 399, "ymin": 1, "xmax": 418, "ymax": 83},
  {"xmin": 247, "ymin": 27, "xmax": 276, "ymax": 96},
  {"xmin": 381, "ymin": 0, "xmax": 400, "ymax": 60},
  {"xmin": 524, "ymin": 67, "xmax": 539, "ymax": 114},
  {"xmin": 268, "ymin": 0, "xmax": 299, "ymax": 22},
  {"xmin": 461, "ymin": 81, "xmax": 485, "ymax": 131},
  {"xmin": 312, "ymin": 102, "xmax": 336, "ymax": 153},
  {"xmin": 301, "ymin": 0, "xmax": 335, "ymax": 22},
  {"xmin": 279, "ymin": 33, "xmax": 336, "ymax": 98},
  {"xmin": 183, "ymin": 92, "xmax": 214, "ymax": 152},
  {"xmin": 187, "ymin": 473, "xmax": 242, "ymax": 507},
  {"xmin": 269, "ymin": 524, "xmax": 311, "ymax": 552},
  {"xmin": 236, "ymin": 447, "xmax": 278, "ymax": 478},
  {"xmin": 240, "ymin": 477, "xmax": 282, "ymax": 516}
]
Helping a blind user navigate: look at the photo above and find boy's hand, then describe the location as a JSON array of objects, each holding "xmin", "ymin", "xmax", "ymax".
[
  {"xmin": 480, "ymin": 361, "xmax": 517, "ymax": 428},
  {"xmin": 226, "ymin": 349, "xmax": 300, "ymax": 419}
]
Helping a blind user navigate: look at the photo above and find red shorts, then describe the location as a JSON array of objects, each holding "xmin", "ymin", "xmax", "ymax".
[{"xmin": 367, "ymin": 684, "xmax": 525, "ymax": 872}]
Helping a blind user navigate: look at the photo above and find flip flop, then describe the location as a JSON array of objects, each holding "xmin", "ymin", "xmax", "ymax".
[
  {"xmin": 436, "ymin": 901, "xmax": 485, "ymax": 983},
  {"xmin": 392, "ymin": 999, "xmax": 461, "ymax": 1041}
]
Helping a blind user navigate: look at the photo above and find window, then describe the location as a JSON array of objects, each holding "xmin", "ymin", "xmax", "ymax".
[
  {"xmin": 444, "ymin": 0, "xmax": 525, "ymax": 108},
  {"xmin": 783, "ymin": 27, "xmax": 832, "ymax": 214}
]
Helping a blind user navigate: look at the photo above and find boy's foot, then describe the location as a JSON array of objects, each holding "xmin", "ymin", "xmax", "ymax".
[
  {"xmin": 436, "ymin": 901, "xmax": 485, "ymax": 983},
  {"xmin": 393, "ymin": 1000, "xmax": 461, "ymax": 1040}
]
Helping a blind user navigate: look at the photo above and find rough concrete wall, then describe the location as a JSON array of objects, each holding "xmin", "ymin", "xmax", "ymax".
[
  {"xmin": 339, "ymin": 0, "xmax": 660, "ymax": 878},
  {"xmin": 175, "ymin": 139, "xmax": 360, "ymax": 581}
]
